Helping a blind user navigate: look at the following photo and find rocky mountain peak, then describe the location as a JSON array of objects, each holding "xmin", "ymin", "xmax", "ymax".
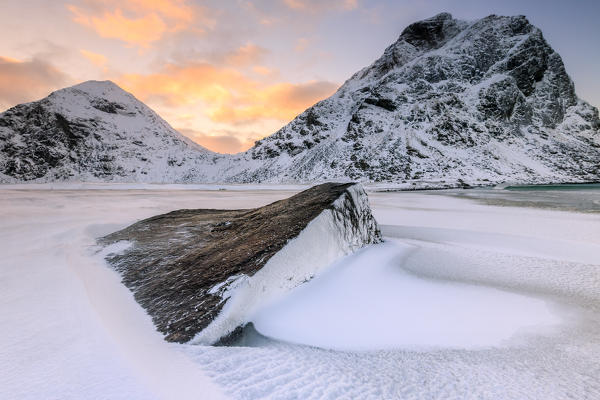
[
  {"xmin": 399, "ymin": 12, "xmax": 458, "ymax": 50},
  {"xmin": 62, "ymin": 80, "xmax": 123, "ymax": 96},
  {"xmin": 44, "ymin": 80, "xmax": 152, "ymax": 119},
  {"xmin": 238, "ymin": 13, "xmax": 600, "ymax": 185},
  {"xmin": 0, "ymin": 80, "xmax": 214, "ymax": 182}
]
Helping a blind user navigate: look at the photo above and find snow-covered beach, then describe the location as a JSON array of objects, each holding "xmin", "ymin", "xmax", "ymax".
[{"xmin": 1, "ymin": 185, "xmax": 599, "ymax": 399}]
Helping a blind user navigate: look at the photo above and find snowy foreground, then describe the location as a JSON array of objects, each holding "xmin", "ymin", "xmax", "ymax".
[{"xmin": 1, "ymin": 185, "xmax": 599, "ymax": 399}]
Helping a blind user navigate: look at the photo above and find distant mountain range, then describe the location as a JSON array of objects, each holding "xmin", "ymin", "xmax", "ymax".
[{"xmin": 1, "ymin": 13, "xmax": 598, "ymax": 187}]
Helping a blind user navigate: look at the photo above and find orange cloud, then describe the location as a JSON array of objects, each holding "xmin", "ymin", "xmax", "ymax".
[
  {"xmin": 295, "ymin": 38, "xmax": 310, "ymax": 52},
  {"xmin": 0, "ymin": 57, "xmax": 69, "ymax": 111},
  {"xmin": 179, "ymin": 129, "xmax": 259, "ymax": 153},
  {"xmin": 119, "ymin": 63, "xmax": 253, "ymax": 107},
  {"xmin": 117, "ymin": 62, "xmax": 338, "ymax": 125},
  {"xmin": 80, "ymin": 49, "xmax": 107, "ymax": 67},
  {"xmin": 126, "ymin": 0, "xmax": 195, "ymax": 25},
  {"xmin": 252, "ymin": 65, "xmax": 276, "ymax": 76},
  {"xmin": 284, "ymin": 0, "xmax": 358, "ymax": 12},
  {"xmin": 210, "ymin": 80, "xmax": 338, "ymax": 122},
  {"xmin": 67, "ymin": 0, "xmax": 207, "ymax": 47},
  {"xmin": 224, "ymin": 43, "xmax": 268, "ymax": 67},
  {"xmin": 69, "ymin": 6, "xmax": 166, "ymax": 47}
]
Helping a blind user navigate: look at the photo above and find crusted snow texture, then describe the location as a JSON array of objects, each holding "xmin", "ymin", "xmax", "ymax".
[
  {"xmin": 1, "ymin": 14, "xmax": 599, "ymax": 185},
  {"xmin": 100, "ymin": 183, "xmax": 381, "ymax": 343}
]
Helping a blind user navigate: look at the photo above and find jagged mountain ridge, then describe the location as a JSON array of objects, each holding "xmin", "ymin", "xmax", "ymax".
[
  {"xmin": 1, "ymin": 13, "xmax": 599, "ymax": 185},
  {"xmin": 237, "ymin": 13, "xmax": 600, "ymax": 185}
]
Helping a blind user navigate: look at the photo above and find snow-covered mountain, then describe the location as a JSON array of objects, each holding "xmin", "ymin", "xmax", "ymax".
[
  {"xmin": 0, "ymin": 80, "xmax": 224, "ymax": 183},
  {"xmin": 1, "ymin": 13, "xmax": 599, "ymax": 185},
  {"xmin": 236, "ymin": 13, "xmax": 600, "ymax": 185}
]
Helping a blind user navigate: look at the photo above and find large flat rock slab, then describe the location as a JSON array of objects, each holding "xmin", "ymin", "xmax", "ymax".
[{"xmin": 100, "ymin": 183, "xmax": 381, "ymax": 343}]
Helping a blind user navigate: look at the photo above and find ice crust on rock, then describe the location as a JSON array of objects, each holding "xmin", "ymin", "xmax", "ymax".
[{"xmin": 100, "ymin": 183, "xmax": 381, "ymax": 344}]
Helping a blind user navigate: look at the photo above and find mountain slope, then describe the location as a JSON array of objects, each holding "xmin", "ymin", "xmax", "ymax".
[
  {"xmin": 1, "ymin": 13, "xmax": 598, "ymax": 186},
  {"xmin": 232, "ymin": 13, "xmax": 600, "ymax": 185},
  {"xmin": 0, "ymin": 81, "xmax": 223, "ymax": 183}
]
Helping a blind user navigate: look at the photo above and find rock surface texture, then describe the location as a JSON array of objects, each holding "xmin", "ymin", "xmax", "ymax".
[
  {"xmin": 1, "ymin": 13, "xmax": 599, "ymax": 186},
  {"xmin": 100, "ymin": 183, "xmax": 382, "ymax": 343}
]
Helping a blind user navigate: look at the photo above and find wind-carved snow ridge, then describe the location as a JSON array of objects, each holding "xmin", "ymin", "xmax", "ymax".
[{"xmin": 191, "ymin": 184, "xmax": 381, "ymax": 344}]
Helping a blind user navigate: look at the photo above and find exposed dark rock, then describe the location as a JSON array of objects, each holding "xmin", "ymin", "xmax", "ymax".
[
  {"xmin": 400, "ymin": 12, "xmax": 459, "ymax": 50},
  {"xmin": 364, "ymin": 97, "xmax": 397, "ymax": 111},
  {"xmin": 305, "ymin": 108, "xmax": 323, "ymax": 126},
  {"xmin": 91, "ymin": 98, "xmax": 128, "ymax": 114},
  {"xmin": 100, "ymin": 183, "xmax": 382, "ymax": 343}
]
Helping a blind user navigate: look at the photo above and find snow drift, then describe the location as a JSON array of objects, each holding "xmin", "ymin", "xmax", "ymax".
[{"xmin": 250, "ymin": 240, "xmax": 561, "ymax": 350}]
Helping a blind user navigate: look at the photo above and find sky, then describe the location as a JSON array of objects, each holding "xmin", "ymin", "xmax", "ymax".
[{"xmin": 0, "ymin": 0, "xmax": 598, "ymax": 154}]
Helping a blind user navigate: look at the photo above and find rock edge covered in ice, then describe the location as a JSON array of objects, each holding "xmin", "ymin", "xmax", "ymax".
[{"xmin": 100, "ymin": 183, "xmax": 382, "ymax": 343}]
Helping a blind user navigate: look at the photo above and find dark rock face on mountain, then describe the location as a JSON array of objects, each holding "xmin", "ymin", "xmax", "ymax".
[
  {"xmin": 0, "ymin": 81, "xmax": 218, "ymax": 183},
  {"xmin": 239, "ymin": 13, "xmax": 600, "ymax": 186},
  {"xmin": 100, "ymin": 183, "xmax": 381, "ymax": 343}
]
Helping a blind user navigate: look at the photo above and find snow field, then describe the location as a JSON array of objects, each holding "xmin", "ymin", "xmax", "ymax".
[
  {"xmin": 2, "ymin": 186, "xmax": 600, "ymax": 399},
  {"xmin": 191, "ymin": 188, "xmax": 600, "ymax": 399},
  {"xmin": 0, "ymin": 189, "xmax": 285, "ymax": 399}
]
